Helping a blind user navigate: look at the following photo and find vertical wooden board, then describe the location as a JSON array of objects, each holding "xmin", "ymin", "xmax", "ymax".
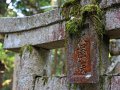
[{"xmin": 67, "ymin": 26, "xmax": 99, "ymax": 83}]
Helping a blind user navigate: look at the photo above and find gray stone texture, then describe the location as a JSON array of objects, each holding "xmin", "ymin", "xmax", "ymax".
[
  {"xmin": 106, "ymin": 39, "xmax": 120, "ymax": 75},
  {"xmin": 4, "ymin": 22, "xmax": 65, "ymax": 49},
  {"xmin": 2, "ymin": 3, "xmax": 120, "ymax": 49},
  {"xmin": 110, "ymin": 76, "xmax": 120, "ymax": 90},
  {"xmin": 12, "ymin": 46, "xmax": 50, "ymax": 90},
  {"xmin": 0, "ymin": 9, "xmax": 63, "ymax": 33},
  {"xmin": 100, "ymin": 0, "xmax": 120, "ymax": 8},
  {"xmin": 105, "ymin": 8, "xmax": 120, "ymax": 38},
  {"xmin": 80, "ymin": 0, "xmax": 91, "ymax": 6},
  {"xmin": 34, "ymin": 77, "xmax": 68, "ymax": 90}
]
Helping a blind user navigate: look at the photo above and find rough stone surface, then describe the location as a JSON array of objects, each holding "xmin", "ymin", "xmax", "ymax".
[
  {"xmin": 4, "ymin": 6, "xmax": 120, "ymax": 50},
  {"xmin": 100, "ymin": 0, "xmax": 120, "ymax": 8},
  {"xmin": 34, "ymin": 76, "xmax": 111, "ymax": 90},
  {"xmin": 106, "ymin": 39, "xmax": 120, "ymax": 75},
  {"xmin": 12, "ymin": 54, "xmax": 20, "ymax": 90},
  {"xmin": 106, "ymin": 56, "xmax": 120, "ymax": 75},
  {"xmin": 34, "ymin": 77, "xmax": 69, "ymax": 90},
  {"xmin": 34, "ymin": 76, "xmax": 110, "ymax": 90},
  {"xmin": 110, "ymin": 76, "xmax": 120, "ymax": 90},
  {"xmin": 78, "ymin": 76, "xmax": 111, "ymax": 90},
  {"xmin": 4, "ymin": 22, "xmax": 65, "ymax": 49},
  {"xmin": 0, "ymin": 9, "xmax": 63, "ymax": 33},
  {"xmin": 80, "ymin": 0, "xmax": 91, "ymax": 6},
  {"xmin": 109, "ymin": 39, "xmax": 120, "ymax": 55},
  {"xmin": 105, "ymin": 8, "xmax": 120, "ymax": 38},
  {"xmin": 115, "ymin": 63, "xmax": 120, "ymax": 74},
  {"xmin": 12, "ymin": 47, "xmax": 50, "ymax": 90}
]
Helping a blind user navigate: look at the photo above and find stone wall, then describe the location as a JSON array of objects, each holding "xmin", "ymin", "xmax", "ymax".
[{"xmin": 0, "ymin": 0, "xmax": 120, "ymax": 90}]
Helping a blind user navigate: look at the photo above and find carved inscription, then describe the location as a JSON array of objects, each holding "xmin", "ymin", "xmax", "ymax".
[
  {"xmin": 67, "ymin": 28, "xmax": 99, "ymax": 83},
  {"xmin": 72, "ymin": 35, "xmax": 91, "ymax": 75}
]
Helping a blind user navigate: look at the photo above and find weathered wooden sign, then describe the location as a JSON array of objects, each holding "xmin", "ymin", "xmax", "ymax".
[{"xmin": 67, "ymin": 25, "xmax": 99, "ymax": 83}]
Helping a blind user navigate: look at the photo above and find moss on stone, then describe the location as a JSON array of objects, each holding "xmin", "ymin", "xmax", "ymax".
[
  {"xmin": 62, "ymin": 0, "xmax": 80, "ymax": 19},
  {"xmin": 99, "ymin": 76, "xmax": 105, "ymax": 90},
  {"xmin": 62, "ymin": 0, "xmax": 105, "ymax": 36},
  {"xmin": 19, "ymin": 45, "xmax": 33, "ymax": 57},
  {"xmin": 42, "ymin": 76, "xmax": 48, "ymax": 86}
]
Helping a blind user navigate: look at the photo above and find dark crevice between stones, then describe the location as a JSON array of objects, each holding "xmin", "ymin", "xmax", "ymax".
[
  {"xmin": 33, "ymin": 75, "xmax": 42, "ymax": 90},
  {"xmin": 33, "ymin": 73, "xmax": 49, "ymax": 90}
]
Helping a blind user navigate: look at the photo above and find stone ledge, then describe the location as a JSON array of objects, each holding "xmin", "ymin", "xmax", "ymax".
[
  {"xmin": 105, "ymin": 7, "xmax": 120, "ymax": 38},
  {"xmin": 0, "ymin": 9, "xmax": 64, "ymax": 33},
  {"xmin": 3, "ymin": 22, "xmax": 65, "ymax": 49},
  {"xmin": 34, "ymin": 76, "xmax": 68, "ymax": 90}
]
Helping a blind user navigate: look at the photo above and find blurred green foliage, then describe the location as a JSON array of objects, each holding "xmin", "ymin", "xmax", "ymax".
[
  {"xmin": 0, "ymin": 43, "xmax": 15, "ymax": 90},
  {"xmin": 51, "ymin": 48, "xmax": 66, "ymax": 76},
  {"xmin": 12, "ymin": 0, "xmax": 51, "ymax": 15},
  {"xmin": 0, "ymin": 0, "xmax": 8, "ymax": 16},
  {"xmin": 0, "ymin": 43, "xmax": 14, "ymax": 70},
  {"xmin": 0, "ymin": 0, "xmax": 51, "ymax": 17}
]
